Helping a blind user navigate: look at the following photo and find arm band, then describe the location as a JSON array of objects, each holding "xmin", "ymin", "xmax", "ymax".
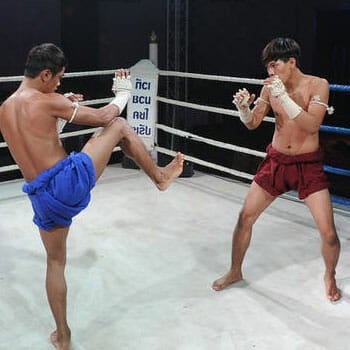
[
  {"xmin": 56, "ymin": 102, "xmax": 79, "ymax": 133},
  {"xmin": 254, "ymin": 97, "xmax": 270, "ymax": 106},
  {"xmin": 68, "ymin": 102, "xmax": 79, "ymax": 123},
  {"xmin": 310, "ymin": 96, "xmax": 334, "ymax": 114}
]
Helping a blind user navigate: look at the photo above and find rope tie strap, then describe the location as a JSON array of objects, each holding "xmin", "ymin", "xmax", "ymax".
[{"xmin": 310, "ymin": 95, "xmax": 334, "ymax": 115}]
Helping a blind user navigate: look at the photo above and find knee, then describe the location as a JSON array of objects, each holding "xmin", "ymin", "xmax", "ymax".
[
  {"xmin": 321, "ymin": 228, "xmax": 340, "ymax": 247},
  {"xmin": 237, "ymin": 208, "xmax": 257, "ymax": 229},
  {"xmin": 46, "ymin": 251, "xmax": 66, "ymax": 267},
  {"xmin": 114, "ymin": 117, "xmax": 134, "ymax": 138}
]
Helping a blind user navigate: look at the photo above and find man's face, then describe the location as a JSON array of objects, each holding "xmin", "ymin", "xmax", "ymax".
[
  {"xmin": 266, "ymin": 59, "xmax": 285, "ymax": 75},
  {"xmin": 265, "ymin": 58, "xmax": 293, "ymax": 82}
]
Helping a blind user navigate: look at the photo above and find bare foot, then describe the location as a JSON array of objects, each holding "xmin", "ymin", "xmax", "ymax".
[
  {"xmin": 324, "ymin": 275, "xmax": 341, "ymax": 302},
  {"xmin": 212, "ymin": 270, "xmax": 243, "ymax": 291},
  {"xmin": 50, "ymin": 330, "xmax": 71, "ymax": 350},
  {"xmin": 50, "ymin": 331, "xmax": 59, "ymax": 348},
  {"xmin": 156, "ymin": 152, "xmax": 184, "ymax": 191}
]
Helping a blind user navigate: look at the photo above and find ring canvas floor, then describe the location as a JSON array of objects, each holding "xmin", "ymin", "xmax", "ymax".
[{"xmin": 1, "ymin": 164, "xmax": 350, "ymax": 350}]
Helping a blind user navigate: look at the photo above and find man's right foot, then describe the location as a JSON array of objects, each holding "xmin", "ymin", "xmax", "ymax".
[
  {"xmin": 156, "ymin": 152, "xmax": 184, "ymax": 191},
  {"xmin": 212, "ymin": 270, "xmax": 243, "ymax": 291}
]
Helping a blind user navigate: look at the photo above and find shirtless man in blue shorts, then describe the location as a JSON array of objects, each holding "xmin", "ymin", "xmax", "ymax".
[{"xmin": 0, "ymin": 43, "xmax": 184, "ymax": 349}]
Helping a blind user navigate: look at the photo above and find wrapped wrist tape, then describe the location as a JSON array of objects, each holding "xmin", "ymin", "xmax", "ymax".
[
  {"xmin": 233, "ymin": 91, "xmax": 253, "ymax": 123},
  {"xmin": 268, "ymin": 76, "xmax": 303, "ymax": 119},
  {"xmin": 110, "ymin": 91, "xmax": 131, "ymax": 114},
  {"xmin": 277, "ymin": 94, "xmax": 303, "ymax": 119},
  {"xmin": 239, "ymin": 108, "xmax": 253, "ymax": 123},
  {"xmin": 110, "ymin": 76, "xmax": 132, "ymax": 114}
]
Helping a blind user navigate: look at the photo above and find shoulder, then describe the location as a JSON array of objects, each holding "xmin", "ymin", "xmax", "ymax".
[
  {"xmin": 35, "ymin": 92, "xmax": 70, "ymax": 111},
  {"xmin": 300, "ymin": 75, "xmax": 329, "ymax": 100},
  {"xmin": 40, "ymin": 92, "xmax": 65, "ymax": 104},
  {"xmin": 305, "ymin": 74, "xmax": 329, "ymax": 89},
  {"xmin": 42, "ymin": 92, "xmax": 76, "ymax": 119},
  {"xmin": 0, "ymin": 92, "xmax": 20, "ymax": 117}
]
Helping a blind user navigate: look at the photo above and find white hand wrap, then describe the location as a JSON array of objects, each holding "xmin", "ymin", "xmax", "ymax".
[
  {"xmin": 233, "ymin": 88, "xmax": 253, "ymax": 123},
  {"xmin": 57, "ymin": 118, "xmax": 67, "ymax": 134},
  {"xmin": 110, "ymin": 76, "xmax": 132, "ymax": 114},
  {"xmin": 267, "ymin": 76, "xmax": 302, "ymax": 119}
]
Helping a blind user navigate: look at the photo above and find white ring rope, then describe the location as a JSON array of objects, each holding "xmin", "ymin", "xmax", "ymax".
[
  {"xmin": 0, "ymin": 70, "xmax": 116, "ymax": 83},
  {"xmin": 0, "ymin": 75, "xmax": 23, "ymax": 83},
  {"xmin": 156, "ymin": 146, "xmax": 254, "ymax": 181},
  {"xmin": 0, "ymin": 145, "xmax": 121, "ymax": 173},
  {"xmin": 157, "ymin": 96, "xmax": 275, "ymax": 123},
  {"xmin": 61, "ymin": 70, "xmax": 116, "ymax": 79},
  {"xmin": 156, "ymin": 123, "xmax": 266, "ymax": 158},
  {"xmin": 59, "ymin": 127, "xmax": 101, "ymax": 139},
  {"xmin": 80, "ymin": 97, "xmax": 113, "ymax": 106},
  {"xmin": 0, "ymin": 164, "xmax": 19, "ymax": 172},
  {"xmin": 158, "ymin": 70, "xmax": 264, "ymax": 85},
  {"xmin": 157, "ymin": 96, "xmax": 237, "ymax": 116}
]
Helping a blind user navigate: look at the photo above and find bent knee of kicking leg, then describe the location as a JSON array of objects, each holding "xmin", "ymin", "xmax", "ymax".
[{"xmin": 113, "ymin": 117, "xmax": 135, "ymax": 140}]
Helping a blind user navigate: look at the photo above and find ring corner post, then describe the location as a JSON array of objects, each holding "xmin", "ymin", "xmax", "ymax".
[{"xmin": 123, "ymin": 59, "xmax": 159, "ymax": 169}]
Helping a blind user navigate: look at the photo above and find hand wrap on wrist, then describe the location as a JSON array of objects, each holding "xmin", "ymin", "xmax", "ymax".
[
  {"xmin": 268, "ymin": 76, "xmax": 303, "ymax": 119},
  {"xmin": 233, "ymin": 89, "xmax": 253, "ymax": 123},
  {"xmin": 110, "ymin": 76, "xmax": 132, "ymax": 114}
]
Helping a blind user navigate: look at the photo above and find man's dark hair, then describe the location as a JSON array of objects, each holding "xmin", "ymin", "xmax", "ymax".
[
  {"xmin": 261, "ymin": 37, "xmax": 301, "ymax": 68},
  {"xmin": 24, "ymin": 43, "xmax": 67, "ymax": 78}
]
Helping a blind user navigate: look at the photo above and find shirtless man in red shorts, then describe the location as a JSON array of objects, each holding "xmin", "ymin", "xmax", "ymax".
[
  {"xmin": 212, "ymin": 37, "xmax": 341, "ymax": 302},
  {"xmin": 0, "ymin": 43, "xmax": 183, "ymax": 349}
]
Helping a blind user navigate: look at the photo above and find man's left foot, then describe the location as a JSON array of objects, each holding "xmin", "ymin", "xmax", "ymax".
[{"xmin": 324, "ymin": 275, "xmax": 341, "ymax": 302}]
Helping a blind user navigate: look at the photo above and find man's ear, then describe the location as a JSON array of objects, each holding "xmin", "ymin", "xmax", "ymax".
[
  {"xmin": 39, "ymin": 69, "xmax": 52, "ymax": 82},
  {"xmin": 289, "ymin": 57, "xmax": 296, "ymax": 67}
]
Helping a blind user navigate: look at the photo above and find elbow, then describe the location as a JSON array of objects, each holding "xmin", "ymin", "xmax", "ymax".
[
  {"xmin": 245, "ymin": 120, "xmax": 259, "ymax": 130},
  {"xmin": 101, "ymin": 115, "xmax": 115, "ymax": 127},
  {"xmin": 246, "ymin": 124, "xmax": 257, "ymax": 130},
  {"xmin": 300, "ymin": 126, "xmax": 319, "ymax": 135},
  {"xmin": 97, "ymin": 107, "xmax": 117, "ymax": 126},
  {"xmin": 311, "ymin": 126, "xmax": 320, "ymax": 134},
  {"xmin": 300, "ymin": 122, "xmax": 319, "ymax": 134}
]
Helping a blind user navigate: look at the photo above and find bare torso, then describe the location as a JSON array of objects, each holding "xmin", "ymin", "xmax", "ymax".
[
  {"xmin": 0, "ymin": 87, "xmax": 67, "ymax": 181},
  {"xmin": 254, "ymin": 73, "xmax": 329, "ymax": 155},
  {"xmin": 271, "ymin": 77, "xmax": 318, "ymax": 154}
]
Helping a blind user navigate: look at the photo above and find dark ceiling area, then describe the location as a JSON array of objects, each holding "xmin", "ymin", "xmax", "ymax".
[{"xmin": 0, "ymin": 0, "xmax": 349, "ymax": 198}]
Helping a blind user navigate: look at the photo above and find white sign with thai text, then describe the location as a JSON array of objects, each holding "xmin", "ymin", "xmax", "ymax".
[{"xmin": 127, "ymin": 59, "xmax": 158, "ymax": 150}]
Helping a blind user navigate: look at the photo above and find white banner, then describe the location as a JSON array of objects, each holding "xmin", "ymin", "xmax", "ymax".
[{"xmin": 127, "ymin": 59, "xmax": 158, "ymax": 151}]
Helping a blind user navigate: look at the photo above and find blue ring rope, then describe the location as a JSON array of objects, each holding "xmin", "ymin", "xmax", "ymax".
[
  {"xmin": 320, "ymin": 125, "xmax": 350, "ymax": 135},
  {"xmin": 329, "ymin": 84, "xmax": 350, "ymax": 92},
  {"xmin": 330, "ymin": 195, "xmax": 350, "ymax": 207},
  {"xmin": 320, "ymin": 84, "xmax": 350, "ymax": 205},
  {"xmin": 323, "ymin": 165, "xmax": 350, "ymax": 177}
]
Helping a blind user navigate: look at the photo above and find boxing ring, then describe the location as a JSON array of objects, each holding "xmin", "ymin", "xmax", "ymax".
[
  {"xmin": 1, "ymin": 68, "xmax": 349, "ymax": 206},
  {"xmin": 1, "ymin": 68, "xmax": 350, "ymax": 349}
]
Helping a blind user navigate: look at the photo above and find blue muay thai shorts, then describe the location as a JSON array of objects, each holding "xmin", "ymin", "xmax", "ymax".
[{"xmin": 22, "ymin": 152, "xmax": 95, "ymax": 231}]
